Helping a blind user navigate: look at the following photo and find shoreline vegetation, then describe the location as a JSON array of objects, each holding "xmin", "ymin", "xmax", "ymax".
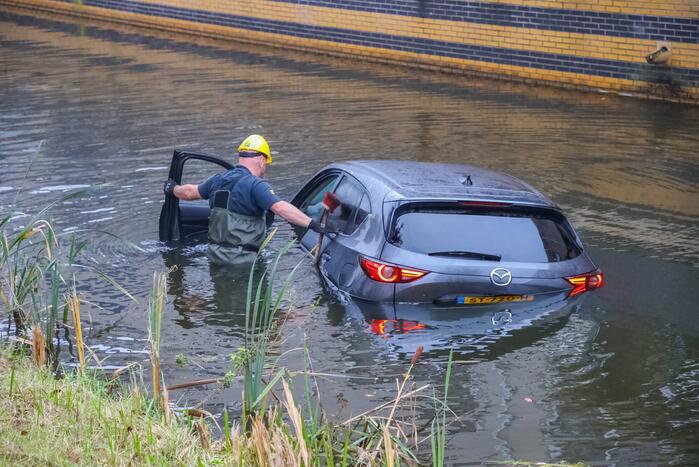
[
  {"xmin": 1, "ymin": 200, "xmax": 585, "ymax": 466},
  {"xmin": 0, "ymin": 344, "xmax": 440, "ymax": 465}
]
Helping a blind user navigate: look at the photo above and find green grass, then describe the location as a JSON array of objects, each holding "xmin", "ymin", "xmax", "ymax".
[
  {"xmin": 0, "ymin": 346, "xmax": 226, "ymax": 465},
  {"xmin": 0, "ymin": 343, "xmax": 445, "ymax": 466}
]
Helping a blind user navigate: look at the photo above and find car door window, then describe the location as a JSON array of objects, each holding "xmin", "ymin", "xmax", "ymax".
[
  {"xmin": 327, "ymin": 177, "xmax": 369, "ymax": 235},
  {"xmin": 343, "ymin": 192, "xmax": 370, "ymax": 234},
  {"xmin": 300, "ymin": 175, "xmax": 341, "ymax": 222}
]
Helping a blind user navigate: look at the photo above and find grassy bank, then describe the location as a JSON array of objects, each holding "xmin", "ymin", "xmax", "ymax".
[
  {"xmin": 1, "ymin": 347, "xmax": 382, "ymax": 466},
  {"xmin": 0, "ymin": 346, "xmax": 228, "ymax": 465},
  {"xmin": 0, "ymin": 343, "xmax": 437, "ymax": 466}
]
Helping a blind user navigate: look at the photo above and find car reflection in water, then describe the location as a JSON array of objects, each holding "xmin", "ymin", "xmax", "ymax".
[
  {"xmin": 348, "ymin": 291, "xmax": 588, "ymax": 359},
  {"xmin": 370, "ymin": 319, "xmax": 426, "ymax": 337}
]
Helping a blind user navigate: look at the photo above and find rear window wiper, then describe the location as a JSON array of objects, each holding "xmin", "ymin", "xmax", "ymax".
[{"xmin": 427, "ymin": 250, "xmax": 501, "ymax": 261}]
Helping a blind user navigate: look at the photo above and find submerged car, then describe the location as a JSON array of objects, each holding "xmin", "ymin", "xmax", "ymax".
[
  {"xmin": 290, "ymin": 160, "xmax": 603, "ymax": 307},
  {"xmin": 160, "ymin": 152, "xmax": 603, "ymax": 324}
]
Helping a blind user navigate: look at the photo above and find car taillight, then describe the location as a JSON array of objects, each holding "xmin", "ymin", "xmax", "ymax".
[
  {"xmin": 359, "ymin": 257, "xmax": 428, "ymax": 283},
  {"xmin": 566, "ymin": 270, "xmax": 604, "ymax": 297}
]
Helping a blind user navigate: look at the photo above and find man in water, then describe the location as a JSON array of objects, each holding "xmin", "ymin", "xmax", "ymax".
[{"xmin": 163, "ymin": 134, "xmax": 332, "ymax": 264}]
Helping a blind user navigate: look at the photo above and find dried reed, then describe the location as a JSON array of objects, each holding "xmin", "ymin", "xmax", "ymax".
[
  {"xmin": 31, "ymin": 326, "xmax": 46, "ymax": 369},
  {"xmin": 69, "ymin": 288, "xmax": 85, "ymax": 372}
]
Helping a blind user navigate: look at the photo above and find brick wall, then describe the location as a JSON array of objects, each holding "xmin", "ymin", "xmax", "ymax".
[{"xmin": 3, "ymin": 0, "xmax": 698, "ymax": 102}]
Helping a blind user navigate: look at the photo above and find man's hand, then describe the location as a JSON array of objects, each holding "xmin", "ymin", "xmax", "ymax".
[
  {"xmin": 309, "ymin": 220, "xmax": 339, "ymax": 235},
  {"xmin": 163, "ymin": 178, "xmax": 177, "ymax": 197}
]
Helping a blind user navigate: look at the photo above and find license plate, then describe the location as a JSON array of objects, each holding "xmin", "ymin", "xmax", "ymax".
[{"xmin": 457, "ymin": 295, "xmax": 534, "ymax": 305}]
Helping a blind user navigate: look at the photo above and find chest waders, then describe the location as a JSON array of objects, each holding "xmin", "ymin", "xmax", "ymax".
[{"xmin": 207, "ymin": 188, "xmax": 267, "ymax": 265}]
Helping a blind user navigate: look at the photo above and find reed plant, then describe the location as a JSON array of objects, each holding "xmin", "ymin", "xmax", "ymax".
[
  {"xmin": 430, "ymin": 350, "xmax": 453, "ymax": 467},
  {"xmin": 68, "ymin": 285, "xmax": 85, "ymax": 373},
  {"xmin": 217, "ymin": 233, "xmax": 444, "ymax": 465},
  {"xmin": 1, "ymin": 208, "xmax": 67, "ymax": 370},
  {"xmin": 148, "ymin": 271, "xmax": 167, "ymax": 419},
  {"xmin": 1, "ymin": 193, "xmax": 138, "ymax": 372},
  {"xmin": 239, "ymin": 230, "xmax": 306, "ymax": 416}
]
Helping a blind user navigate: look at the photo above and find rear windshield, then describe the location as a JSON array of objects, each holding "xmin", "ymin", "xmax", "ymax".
[{"xmin": 389, "ymin": 205, "xmax": 582, "ymax": 263}]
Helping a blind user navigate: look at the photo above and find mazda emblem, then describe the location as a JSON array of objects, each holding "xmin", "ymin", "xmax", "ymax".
[{"xmin": 490, "ymin": 268, "xmax": 512, "ymax": 286}]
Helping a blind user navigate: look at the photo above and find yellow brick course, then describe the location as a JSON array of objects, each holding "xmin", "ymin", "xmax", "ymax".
[
  {"xmin": 76, "ymin": 0, "xmax": 699, "ymax": 68},
  {"xmin": 81, "ymin": 0, "xmax": 699, "ymax": 68}
]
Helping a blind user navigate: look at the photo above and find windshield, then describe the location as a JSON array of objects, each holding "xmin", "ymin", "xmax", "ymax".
[{"xmin": 390, "ymin": 205, "xmax": 582, "ymax": 263}]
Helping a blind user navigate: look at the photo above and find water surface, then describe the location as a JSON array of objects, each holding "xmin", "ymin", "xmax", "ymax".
[{"xmin": 1, "ymin": 9, "xmax": 698, "ymax": 465}]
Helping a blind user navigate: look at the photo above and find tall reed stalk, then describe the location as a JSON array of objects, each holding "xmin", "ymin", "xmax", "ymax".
[
  {"xmin": 69, "ymin": 287, "xmax": 85, "ymax": 373},
  {"xmin": 31, "ymin": 326, "xmax": 46, "ymax": 369},
  {"xmin": 431, "ymin": 350, "xmax": 454, "ymax": 467},
  {"xmin": 148, "ymin": 272, "xmax": 166, "ymax": 416}
]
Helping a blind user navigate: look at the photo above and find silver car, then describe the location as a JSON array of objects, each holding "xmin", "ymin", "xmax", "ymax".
[{"xmin": 291, "ymin": 160, "xmax": 603, "ymax": 313}]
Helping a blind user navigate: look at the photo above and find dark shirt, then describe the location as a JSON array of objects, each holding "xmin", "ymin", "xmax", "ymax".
[{"xmin": 197, "ymin": 166, "xmax": 281, "ymax": 217}]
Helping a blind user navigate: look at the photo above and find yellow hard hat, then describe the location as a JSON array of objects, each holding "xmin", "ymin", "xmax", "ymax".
[{"xmin": 238, "ymin": 134, "xmax": 272, "ymax": 164}]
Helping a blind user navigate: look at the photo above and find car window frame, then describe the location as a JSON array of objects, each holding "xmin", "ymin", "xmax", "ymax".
[
  {"xmin": 160, "ymin": 150, "xmax": 233, "ymax": 242},
  {"xmin": 291, "ymin": 169, "xmax": 343, "ymax": 207}
]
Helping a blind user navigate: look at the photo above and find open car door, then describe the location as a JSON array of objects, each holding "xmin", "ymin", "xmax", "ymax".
[{"xmin": 159, "ymin": 150, "xmax": 233, "ymax": 242}]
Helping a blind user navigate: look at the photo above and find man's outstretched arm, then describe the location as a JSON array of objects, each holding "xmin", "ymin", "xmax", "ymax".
[
  {"xmin": 271, "ymin": 201, "xmax": 338, "ymax": 235},
  {"xmin": 271, "ymin": 201, "xmax": 311, "ymax": 228},
  {"xmin": 164, "ymin": 179, "xmax": 202, "ymax": 201},
  {"xmin": 174, "ymin": 184, "xmax": 202, "ymax": 200}
]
